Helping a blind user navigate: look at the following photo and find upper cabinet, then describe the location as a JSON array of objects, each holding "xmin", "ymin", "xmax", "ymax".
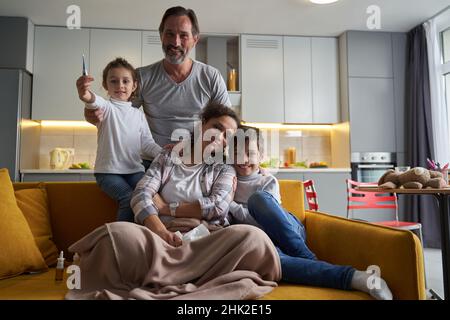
[
  {"xmin": 311, "ymin": 38, "xmax": 339, "ymax": 123},
  {"xmin": 347, "ymin": 31, "xmax": 393, "ymax": 78},
  {"xmin": 283, "ymin": 36, "xmax": 313, "ymax": 123},
  {"xmin": 0, "ymin": 17, "xmax": 34, "ymax": 73},
  {"xmin": 89, "ymin": 29, "xmax": 142, "ymax": 95},
  {"xmin": 340, "ymin": 31, "xmax": 407, "ymax": 154},
  {"xmin": 241, "ymin": 34, "xmax": 340, "ymax": 124},
  {"xmin": 32, "ymin": 27, "xmax": 90, "ymax": 120},
  {"xmin": 241, "ymin": 35, "xmax": 285, "ymax": 123}
]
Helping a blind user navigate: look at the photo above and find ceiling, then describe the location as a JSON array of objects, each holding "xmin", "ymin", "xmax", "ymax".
[{"xmin": 0, "ymin": 0, "xmax": 448, "ymax": 36}]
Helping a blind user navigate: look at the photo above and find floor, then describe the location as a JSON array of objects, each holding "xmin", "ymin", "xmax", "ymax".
[{"xmin": 424, "ymin": 248, "xmax": 444, "ymax": 299}]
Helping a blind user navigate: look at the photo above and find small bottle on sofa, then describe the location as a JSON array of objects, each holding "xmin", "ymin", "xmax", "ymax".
[{"xmin": 55, "ymin": 251, "xmax": 65, "ymax": 281}]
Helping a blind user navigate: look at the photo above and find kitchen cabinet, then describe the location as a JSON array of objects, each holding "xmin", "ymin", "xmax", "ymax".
[
  {"xmin": 311, "ymin": 38, "xmax": 339, "ymax": 123},
  {"xmin": 241, "ymin": 35, "xmax": 339, "ymax": 124},
  {"xmin": 241, "ymin": 34, "xmax": 284, "ymax": 123},
  {"xmin": 347, "ymin": 31, "xmax": 393, "ymax": 78},
  {"xmin": 21, "ymin": 170, "xmax": 95, "ymax": 182},
  {"xmin": 392, "ymin": 33, "xmax": 407, "ymax": 160},
  {"xmin": 340, "ymin": 31, "xmax": 406, "ymax": 155},
  {"xmin": 283, "ymin": 37, "xmax": 313, "ymax": 123},
  {"xmin": 89, "ymin": 28, "xmax": 142, "ymax": 95},
  {"xmin": 348, "ymin": 78, "xmax": 396, "ymax": 152},
  {"xmin": 0, "ymin": 17, "xmax": 34, "ymax": 73},
  {"xmin": 32, "ymin": 26, "xmax": 90, "ymax": 120},
  {"xmin": 271, "ymin": 170, "xmax": 351, "ymax": 217},
  {"xmin": 302, "ymin": 172, "xmax": 350, "ymax": 217}
]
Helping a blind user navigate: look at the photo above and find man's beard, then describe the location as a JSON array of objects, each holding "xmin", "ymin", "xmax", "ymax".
[{"xmin": 163, "ymin": 44, "xmax": 189, "ymax": 65}]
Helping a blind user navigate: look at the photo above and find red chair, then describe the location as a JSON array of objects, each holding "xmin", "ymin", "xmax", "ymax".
[
  {"xmin": 346, "ymin": 179, "xmax": 423, "ymax": 243},
  {"xmin": 303, "ymin": 180, "xmax": 319, "ymax": 211}
]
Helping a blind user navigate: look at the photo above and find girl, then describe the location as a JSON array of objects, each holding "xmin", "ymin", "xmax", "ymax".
[
  {"xmin": 228, "ymin": 126, "xmax": 393, "ymax": 300},
  {"xmin": 76, "ymin": 57, "xmax": 162, "ymax": 222}
]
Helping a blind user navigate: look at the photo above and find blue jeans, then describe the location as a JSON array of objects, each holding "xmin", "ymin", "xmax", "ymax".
[
  {"xmin": 247, "ymin": 191, "xmax": 355, "ymax": 290},
  {"xmin": 95, "ymin": 172, "xmax": 144, "ymax": 222}
]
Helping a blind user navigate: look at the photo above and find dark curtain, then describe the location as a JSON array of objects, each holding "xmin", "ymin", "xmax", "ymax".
[{"xmin": 405, "ymin": 24, "xmax": 441, "ymax": 248}]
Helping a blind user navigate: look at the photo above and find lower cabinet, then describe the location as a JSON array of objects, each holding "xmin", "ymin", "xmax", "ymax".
[
  {"xmin": 21, "ymin": 173, "xmax": 95, "ymax": 182},
  {"xmin": 272, "ymin": 171, "xmax": 350, "ymax": 217}
]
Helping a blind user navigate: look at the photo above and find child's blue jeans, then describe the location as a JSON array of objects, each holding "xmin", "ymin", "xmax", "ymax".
[
  {"xmin": 247, "ymin": 191, "xmax": 355, "ymax": 290},
  {"xmin": 95, "ymin": 172, "xmax": 144, "ymax": 222}
]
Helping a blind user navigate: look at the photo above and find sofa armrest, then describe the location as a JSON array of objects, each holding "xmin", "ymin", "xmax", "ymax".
[{"xmin": 304, "ymin": 210, "xmax": 426, "ymax": 300}]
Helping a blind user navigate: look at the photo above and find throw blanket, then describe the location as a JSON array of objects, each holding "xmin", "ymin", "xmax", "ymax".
[{"xmin": 65, "ymin": 222, "xmax": 281, "ymax": 300}]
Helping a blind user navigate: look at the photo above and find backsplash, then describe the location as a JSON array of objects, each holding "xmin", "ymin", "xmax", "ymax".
[
  {"xmin": 258, "ymin": 128, "xmax": 331, "ymax": 167},
  {"xmin": 38, "ymin": 125, "xmax": 97, "ymax": 169},
  {"xmin": 33, "ymin": 125, "xmax": 331, "ymax": 169}
]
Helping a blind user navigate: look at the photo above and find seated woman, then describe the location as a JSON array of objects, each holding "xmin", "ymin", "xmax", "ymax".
[{"xmin": 131, "ymin": 102, "xmax": 239, "ymax": 245}]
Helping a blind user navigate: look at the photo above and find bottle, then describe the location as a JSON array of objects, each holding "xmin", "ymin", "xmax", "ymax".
[
  {"xmin": 55, "ymin": 251, "xmax": 65, "ymax": 281},
  {"xmin": 227, "ymin": 69, "xmax": 237, "ymax": 91},
  {"xmin": 72, "ymin": 253, "xmax": 80, "ymax": 266}
]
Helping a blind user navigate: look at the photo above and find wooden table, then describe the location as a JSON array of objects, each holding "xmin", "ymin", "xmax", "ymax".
[{"xmin": 358, "ymin": 186, "xmax": 450, "ymax": 300}]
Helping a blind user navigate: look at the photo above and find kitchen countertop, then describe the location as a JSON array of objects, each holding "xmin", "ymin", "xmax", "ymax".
[
  {"xmin": 21, "ymin": 169, "xmax": 95, "ymax": 173},
  {"xmin": 21, "ymin": 168, "xmax": 351, "ymax": 174}
]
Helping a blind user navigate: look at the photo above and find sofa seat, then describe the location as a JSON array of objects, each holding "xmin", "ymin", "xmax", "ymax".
[
  {"xmin": 0, "ymin": 269, "xmax": 371, "ymax": 300},
  {"xmin": 0, "ymin": 269, "xmax": 66, "ymax": 300}
]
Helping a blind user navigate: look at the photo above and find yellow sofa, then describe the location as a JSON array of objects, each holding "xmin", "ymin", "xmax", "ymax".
[{"xmin": 0, "ymin": 180, "xmax": 425, "ymax": 300}]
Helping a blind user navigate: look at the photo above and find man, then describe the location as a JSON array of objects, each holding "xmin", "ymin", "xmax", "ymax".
[{"xmin": 85, "ymin": 6, "xmax": 231, "ymax": 167}]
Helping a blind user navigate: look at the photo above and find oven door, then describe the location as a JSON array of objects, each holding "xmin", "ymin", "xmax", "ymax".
[{"xmin": 352, "ymin": 164, "xmax": 395, "ymax": 183}]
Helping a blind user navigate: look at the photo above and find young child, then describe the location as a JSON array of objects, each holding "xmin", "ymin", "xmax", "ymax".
[
  {"xmin": 228, "ymin": 126, "xmax": 393, "ymax": 300},
  {"xmin": 76, "ymin": 57, "xmax": 162, "ymax": 222}
]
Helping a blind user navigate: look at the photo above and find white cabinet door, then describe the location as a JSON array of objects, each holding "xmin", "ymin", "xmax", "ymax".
[
  {"xmin": 32, "ymin": 27, "xmax": 90, "ymax": 120},
  {"xmin": 141, "ymin": 30, "xmax": 196, "ymax": 67},
  {"xmin": 241, "ymin": 35, "xmax": 284, "ymax": 123},
  {"xmin": 283, "ymin": 36, "xmax": 313, "ymax": 123},
  {"xmin": 349, "ymin": 78, "xmax": 396, "ymax": 152},
  {"xmin": 89, "ymin": 29, "xmax": 141, "ymax": 96},
  {"xmin": 312, "ymin": 38, "xmax": 339, "ymax": 123}
]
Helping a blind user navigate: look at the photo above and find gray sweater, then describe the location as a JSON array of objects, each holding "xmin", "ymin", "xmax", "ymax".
[{"xmin": 228, "ymin": 170, "xmax": 281, "ymax": 227}]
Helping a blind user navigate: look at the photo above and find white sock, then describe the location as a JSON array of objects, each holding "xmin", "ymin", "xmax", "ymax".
[{"xmin": 351, "ymin": 270, "xmax": 393, "ymax": 300}]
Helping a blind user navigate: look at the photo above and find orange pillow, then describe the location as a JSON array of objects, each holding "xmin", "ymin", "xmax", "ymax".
[
  {"xmin": 0, "ymin": 168, "xmax": 47, "ymax": 279},
  {"xmin": 15, "ymin": 188, "xmax": 59, "ymax": 266}
]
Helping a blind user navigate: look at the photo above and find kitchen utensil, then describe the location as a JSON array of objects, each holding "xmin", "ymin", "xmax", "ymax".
[{"xmin": 50, "ymin": 148, "xmax": 74, "ymax": 169}]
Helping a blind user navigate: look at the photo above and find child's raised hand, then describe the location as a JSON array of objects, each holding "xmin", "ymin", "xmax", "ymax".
[{"xmin": 76, "ymin": 75, "xmax": 95, "ymax": 103}]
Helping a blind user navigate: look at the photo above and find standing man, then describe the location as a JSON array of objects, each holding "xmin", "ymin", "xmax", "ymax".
[{"xmin": 85, "ymin": 6, "xmax": 231, "ymax": 168}]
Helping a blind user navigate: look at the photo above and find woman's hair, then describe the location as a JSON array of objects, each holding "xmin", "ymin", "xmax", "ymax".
[
  {"xmin": 200, "ymin": 102, "xmax": 240, "ymax": 126},
  {"xmin": 102, "ymin": 57, "xmax": 139, "ymax": 101},
  {"xmin": 159, "ymin": 6, "xmax": 200, "ymax": 37}
]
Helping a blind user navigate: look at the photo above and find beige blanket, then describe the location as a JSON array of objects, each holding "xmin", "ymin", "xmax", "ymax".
[{"xmin": 65, "ymin": 222, "xmax": 281, "ymax": 300}]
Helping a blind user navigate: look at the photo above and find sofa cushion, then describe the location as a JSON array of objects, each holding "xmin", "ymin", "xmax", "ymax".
[
  {"xmin": 279, "ymin": 180, "xmax": 305, "ymax": 222},
  {"xmin": 0, "ymin": 168, "xmax": 47, "ymax": 280},
  {"xmin": 15, "ymin": 187, "xmax": 59, "ymax": 267}
]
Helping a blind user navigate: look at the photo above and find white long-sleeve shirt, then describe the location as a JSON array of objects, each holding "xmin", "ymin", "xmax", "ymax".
[
  {"xmin": 86, "ymin": 94, "xmax": 162, "ymax": 174},
  {"xmin": 228, "ymin": 170, "xmax": 281, "ymax": 227}
]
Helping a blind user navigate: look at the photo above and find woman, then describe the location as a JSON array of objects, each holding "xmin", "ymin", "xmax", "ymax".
[{"xmin": 131, "ymin": 102, "xmax": 239, "ymax": 246}]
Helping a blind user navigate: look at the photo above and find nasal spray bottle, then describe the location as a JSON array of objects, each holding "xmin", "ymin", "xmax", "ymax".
[
  {"xmin": 55, "ymin": 251, "xmax": 65, "ymax": 281},
  {"xmin": 82, "ymin": 54, "xmax": 88, "ymax": 76}
]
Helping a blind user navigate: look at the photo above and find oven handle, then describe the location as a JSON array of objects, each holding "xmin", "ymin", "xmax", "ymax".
[{"xmin": 356, "ymin": 164, "xmax": 395, "ymax": 169}]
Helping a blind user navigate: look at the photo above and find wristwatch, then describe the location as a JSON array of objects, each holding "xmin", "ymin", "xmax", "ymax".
[{"xmin": 169, "ymin": 202, "xmax": 179, "ymax": 217}]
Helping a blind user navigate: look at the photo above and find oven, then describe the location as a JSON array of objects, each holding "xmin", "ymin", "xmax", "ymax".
[{"xmin": 351, "ymin": 152, "xmax": 396, "ymax": 183}]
